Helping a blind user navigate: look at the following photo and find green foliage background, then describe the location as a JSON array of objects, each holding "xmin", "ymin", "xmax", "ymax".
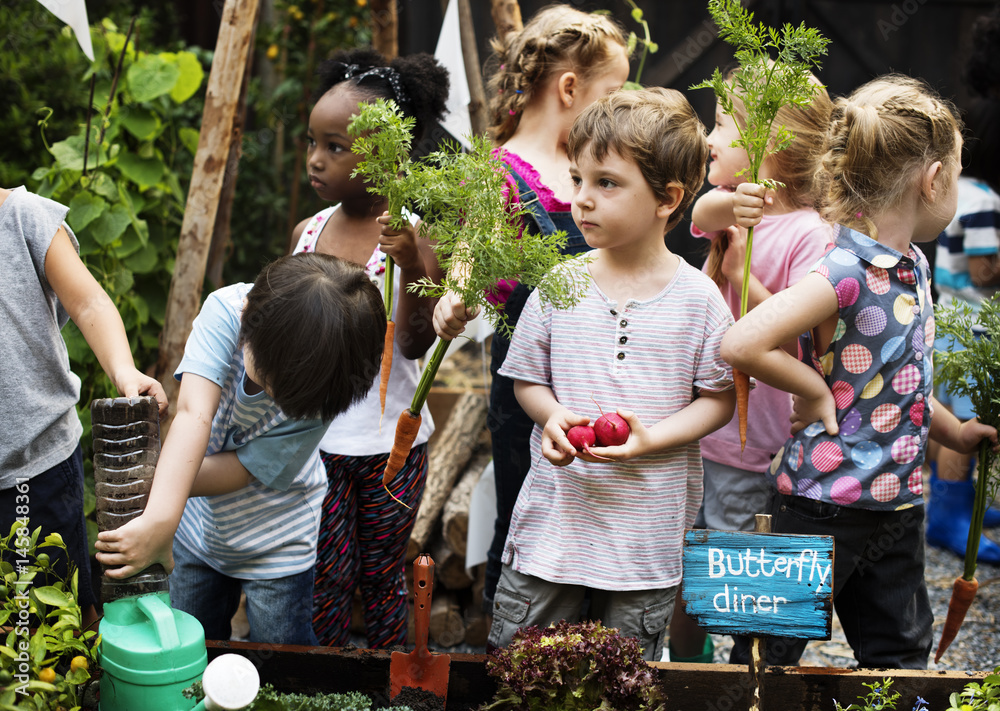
[{"xmin": 2, "ymin": 0, "xmax": 373, "ymax": 557}]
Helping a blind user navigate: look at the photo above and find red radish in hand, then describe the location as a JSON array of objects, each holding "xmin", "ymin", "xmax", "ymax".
[
  {"xmin": 567, "ymin": 425, "xmax": 596, "ymax": 450},
  {"xmin": 591, "ymin": 396, "xmax": 631, "ymax": 447},
  {"xmin": 566, "ymin": 424, "xmax": 611, "ymax": 460}
]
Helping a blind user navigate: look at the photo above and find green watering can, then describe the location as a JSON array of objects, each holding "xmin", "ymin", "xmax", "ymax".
[
  {"xmin": 98, "ymin": 592, "xmax": 207, "ymax": 710},
  {"xmin": 91, "ymin": 398, "xmax": 260, "ymax": 710}
]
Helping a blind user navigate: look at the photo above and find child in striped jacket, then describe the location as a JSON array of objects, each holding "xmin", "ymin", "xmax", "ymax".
[
  {"xmin": 96, "ymin": 253, "xmax": 385, "ymax": 644},
  {"xmin": 488, "ymin": 88, "xmax": 735, "ymax": 661}
]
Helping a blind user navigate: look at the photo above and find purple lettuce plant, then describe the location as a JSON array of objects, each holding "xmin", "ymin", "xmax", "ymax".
[{"xmin": 481, "ymin": 620, "xmax": 666, "ymax": 711}]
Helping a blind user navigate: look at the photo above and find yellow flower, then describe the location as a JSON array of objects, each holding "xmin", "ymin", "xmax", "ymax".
[
  {"xmin": 293, "ymin": 8, "xmax": 304, "ymax": 20},
  {"xmin": 348, "ymin": 15, "xmax": 360, "ymax": 28},
  {"xmin": 327, "ymin": 12, "xmax": 339, "ymax": 22},
  {"xmin": 266, "ymin": 44, "xmax": 279, "ymax": 60},
  {"xmin": 287, "ymin": 4, "xmax": 299, "ymax": 16},
  {"xmin": 356, "ymin": 0, "xmax": 367, "ymax": 6}
]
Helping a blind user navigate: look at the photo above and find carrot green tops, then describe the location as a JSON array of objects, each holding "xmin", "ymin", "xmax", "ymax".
[{"xmin": 769, "ymin": 226, "xmax": 935, "ymax": 510}]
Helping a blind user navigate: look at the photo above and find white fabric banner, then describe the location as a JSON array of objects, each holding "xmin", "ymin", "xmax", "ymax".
[
  {"xmin": 434, "ymin": 0, "xmax": 472, "ymax": 150},
  {"xmin": 35, "ymin": 0, "xmax": 94, "ymax": 60}
]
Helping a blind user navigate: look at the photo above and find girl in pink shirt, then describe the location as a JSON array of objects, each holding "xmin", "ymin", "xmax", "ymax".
[{"xmin": 668, "ymin": 71, "xmax": 834, "ymax": 664}]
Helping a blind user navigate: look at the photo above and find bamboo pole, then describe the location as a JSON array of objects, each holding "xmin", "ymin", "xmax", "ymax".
[
  {"xmin": 490, "ymin": 0, "xmax": 522, "ymax": 39},
  {"xmin": 371, "ymin": 0, "xmax": 398, "ymax": 60},
  {"xmin": 154, "ymin": 0, "xmax": 261, "ymax": 413},
  {"xmin": 457, "ymin": 0, "xmax": 487, "ymax": 136}
]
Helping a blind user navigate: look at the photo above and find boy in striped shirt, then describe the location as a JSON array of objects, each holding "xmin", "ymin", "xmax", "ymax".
[
  {"xmin": 96, "ymin": 253, "xmax": 385, "ymax": 644},
  {"xmin": 489, "ymin": 88, "xmax": 736, "ymax": 661}
]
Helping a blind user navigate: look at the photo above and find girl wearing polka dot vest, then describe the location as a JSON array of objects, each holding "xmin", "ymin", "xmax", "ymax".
[{"xmin": 722, "ymin": 74, "xmax": 999, "ymax": 669}]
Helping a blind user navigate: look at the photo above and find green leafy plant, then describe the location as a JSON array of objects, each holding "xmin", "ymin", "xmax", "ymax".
[
  {"xmin": 348, "ymin": 99, "xmax": 585, "ymax": 444},
  {"xmin": 833, "ymin": 678, "xmax": 902, "ymax": 711},
  {"xmin": 932, "ymin": 294, "xmax": 1000, "ymax": 660},
  {"xmin": 691, "ymin": 0, "xmax": 828, "ymax": 318},
  {"xmin": 0, "ymin": 522, "xmax": 99, "ymax": 711},
  {"xmin": 184, "ymin": 682, "xmax": 414, "ymax": 710},
  {"xmin": 27, "ymin": 16, "xmax": 205, "ymax": 559},
  {"xmin": 622, "ymin": 1, "xmax": 659, "ymax": 90},
  {"xmin": 691, "ymin": 0, "xmax": 828, "ymax": 450},
  {"xmin": 946, "ymin": 667, "xmax": 1000, "ymax": 711},
  {"xmin": 481, "ymin": 620, "xmax": 665, "ymax": 711}
]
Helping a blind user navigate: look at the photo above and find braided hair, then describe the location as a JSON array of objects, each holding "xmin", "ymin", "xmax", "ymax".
[
  {"xmin": 315, "ymin": 48, "xmax": 449, "ymax": 143},
  {"xmin": 816, "ymin": 74, "xmax": 962, "ymax": 239},
  {"xmin": 486, "ymin": 5, "xmax": 628, "ymax": 144}
]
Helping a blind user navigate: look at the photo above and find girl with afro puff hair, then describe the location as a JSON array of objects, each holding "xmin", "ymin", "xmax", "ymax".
[{"xmin": 289, "ymin": 48, "xmax": 449, "ymax": 648}]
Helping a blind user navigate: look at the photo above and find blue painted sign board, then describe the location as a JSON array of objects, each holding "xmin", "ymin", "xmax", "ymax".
[{"xmin": 682, "ymin": 529, "xmax": 834, "ymax": 640}]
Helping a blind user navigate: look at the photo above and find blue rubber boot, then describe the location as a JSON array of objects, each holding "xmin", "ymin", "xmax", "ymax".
[{"xmin": 927, "ymin": 464, "xmax": 1000, "ymax": 564}]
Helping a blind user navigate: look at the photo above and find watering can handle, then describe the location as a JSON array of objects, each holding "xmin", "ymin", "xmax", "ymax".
[{"xmin": 136, "ymin": 594, "xmax": 181, "ymax": 650}]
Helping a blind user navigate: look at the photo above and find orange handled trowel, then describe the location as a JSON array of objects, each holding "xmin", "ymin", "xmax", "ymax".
[{"xmin": 390, "ymin": 554, "xmax": 451, "ymax": 707}]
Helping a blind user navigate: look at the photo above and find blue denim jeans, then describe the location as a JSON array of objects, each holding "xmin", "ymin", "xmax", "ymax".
[
  {"xmin": 169, "ymin": 540, "xmax": 319, "ymax": 645},
  {"xmin": 730, "ymin": 492, "xmax": 933, "ymax": 668}
]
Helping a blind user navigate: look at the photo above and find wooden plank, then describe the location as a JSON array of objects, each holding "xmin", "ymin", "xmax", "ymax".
[
  {"xmin": 682, "ymin": 529, "xmax": 834, "ymax": 640},
  {"xmin": 204, "ymin": 643, "xmax": 989, "ymax": 711},
  {"xmin": 154, "ymin": 0, "xmax": 261, "ymax": 413},
  {"xmin": 490, "ymin": 0, "xmax": 523, "ymax": 40}
]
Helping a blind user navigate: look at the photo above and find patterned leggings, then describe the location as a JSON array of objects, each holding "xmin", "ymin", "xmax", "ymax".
[{"xmin": 312, "ymin": 444, "xmax": 428, "ymax": 648}]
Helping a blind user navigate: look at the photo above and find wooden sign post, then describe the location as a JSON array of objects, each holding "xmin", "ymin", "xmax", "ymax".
[{"xmin": 682, "ymin": 517, "xmax": 834, "ymax": 710}]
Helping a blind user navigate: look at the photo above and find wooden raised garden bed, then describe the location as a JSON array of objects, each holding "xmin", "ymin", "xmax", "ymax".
[{"xmin": 205, "ymin": 641, "xmax": 989, "ymax": 711}]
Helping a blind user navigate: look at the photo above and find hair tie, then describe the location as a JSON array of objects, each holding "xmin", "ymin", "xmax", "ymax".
[
  {"xmin": 500, "ymin": 64, "xmax": 505, "ymax": 71},
  {"xmin": 515, "ymin": 89, "xmax": 522, "ymax": 94},
  {"xmin": 334, "ymin": 62, "xmax": 413, "ymax": 114},
  {"xmin": 509, "ymin": 109, "xmax": 517, "ymax": 115},
  {"xmin": 855, "ymin": 211, "xmax": 864, "ymax": 219}
]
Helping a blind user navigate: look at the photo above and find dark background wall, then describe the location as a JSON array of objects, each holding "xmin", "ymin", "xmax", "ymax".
[{"xmin": 167, "ymin": 0, "xmax": 999, "ymax": 266}]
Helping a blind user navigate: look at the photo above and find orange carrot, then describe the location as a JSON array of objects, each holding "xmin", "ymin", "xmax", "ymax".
[
  {"xmin": 379, "ymin": 320, "xmax": 396, "ymax": 426},
  {"xmin": 733, "ymin": 367, "xmax": 750, "ymax": 452},
  {"xmin": 382, "ymin": 408, "xmax": 422, "ymax": 509},
  {"xmin": 934, "ymin": 575, "xmax": 979, "ymax": 662}
]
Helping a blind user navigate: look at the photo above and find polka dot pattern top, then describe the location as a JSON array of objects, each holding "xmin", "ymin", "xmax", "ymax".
[{"xmin": 767, "ymin": 226, "xmax": 935, "ymax": 511}]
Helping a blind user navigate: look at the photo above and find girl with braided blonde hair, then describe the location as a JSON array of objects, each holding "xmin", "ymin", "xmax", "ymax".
[
  {"xmin": 722, "ymin": 74, "xmax": 998, "ymax": 669},
  {"xmin": 432, "ymin": 4, "xmax": 630, "ymax": 614}
]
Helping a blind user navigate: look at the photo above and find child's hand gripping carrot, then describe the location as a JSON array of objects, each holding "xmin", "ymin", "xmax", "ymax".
[
  {"xmin": 375, "ymin": 211, "xmax": 423, "ymax": 423},
  {"xmin": 728, "ymin": 183, "xmax": 769, "ymax": 450},
  {"xmin": 935, "ymin": 419, "xmax": 1000, "ymax": 661},
  {"xmin": 432, "ymin": 291, "xmax": 482, "ymax": 340}
]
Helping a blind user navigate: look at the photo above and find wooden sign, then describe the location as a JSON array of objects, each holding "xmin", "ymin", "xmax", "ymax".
[{"xmin": 682, "ymin": 529, "xmax": 834, "ymax": 640}]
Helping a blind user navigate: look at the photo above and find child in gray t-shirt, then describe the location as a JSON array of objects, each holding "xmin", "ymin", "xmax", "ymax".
[{"xmin": 0, "ymin": 186, "xmax": 167, "ymax": 628}]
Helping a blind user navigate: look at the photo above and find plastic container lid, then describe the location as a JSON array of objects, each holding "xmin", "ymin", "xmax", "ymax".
[{"xmin": 201, "ymin": 654, "xmax": 260, "ymax": 710}]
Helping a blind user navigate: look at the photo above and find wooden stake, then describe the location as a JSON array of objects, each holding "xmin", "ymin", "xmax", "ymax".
[
  {"xmin": 749, "ymin": 513, "xmax": 771, "ymax": 711},
  {"xmin": 370, "ymin": 0, "xmax": 398, "ymax": 60},
  {"xmin": 457, "ymin": 0, "xmax": 487, "ymax": 136},
  {"xmin": 207, "ymin": 3, "xmax": 260, "ymax": 290},
  {"xmin": 155, "ymin": 0, "xmax": 261, "ymax": 415},
  {"xmin": 490, "ymin": 0, "xmax": 522, "ymax": 39}
]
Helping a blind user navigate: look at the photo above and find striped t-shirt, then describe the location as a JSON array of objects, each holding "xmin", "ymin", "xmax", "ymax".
[
  {"xmin": 173, "ymin": 283, "xmax": 328, "ymax": 579},
  {"xmin": 935, "ymin": 176, "xmax": 1000, "ymax": 310},
  {"xmin": 497, "ymin": 257, "xmax": 734, "ymax": 589}
]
